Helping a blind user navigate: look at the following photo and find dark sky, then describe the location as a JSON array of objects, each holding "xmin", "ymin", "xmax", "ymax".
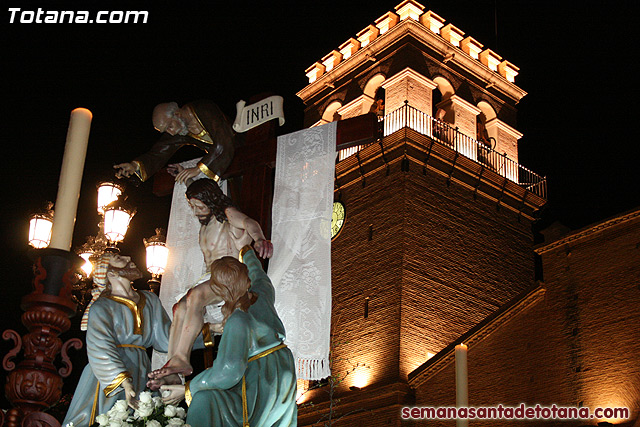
[{"xmin": 1, "ymin": 0, "xmax": 638, "ymax": 406}]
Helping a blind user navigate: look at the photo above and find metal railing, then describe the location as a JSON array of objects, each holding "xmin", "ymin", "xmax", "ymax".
[{"xmin": 338, "ymin": 104, "xmax": 547, "ymax": 198}]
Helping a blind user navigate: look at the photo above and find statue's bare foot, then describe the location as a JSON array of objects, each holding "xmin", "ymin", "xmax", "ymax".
[
  {"xmin": 148, "ymin": 358, "xmax": 193, "ymax": 379},
  {"xmin": 146, "ymin": 373, "xmax": 182, "ymax": 391}
]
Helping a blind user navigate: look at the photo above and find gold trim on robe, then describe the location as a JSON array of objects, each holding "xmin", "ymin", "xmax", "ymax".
[
  {"xmin": 90, "ymin": 381, "xmax": 100, "ymax": 425},
  {"xmin": 132, "ymin": 160, "xmax": 148, "ymax": 182},
  {"xmin": 188, "ymin": 105, "xmax": 214, "ymax": 145},
  {"xmin": 201, "ymin": 323, "xmax": 214, "ymax": 349},
  {"xmin": 106, "ymin": 291, "xmax": 147, "ymax": 335},
  {"xmin": 238, "ymin": 246, "xmax": 252, "ymax": 263},
  {"xmin": 197, "ymin": 162, "xmax": 220, "ymax": 181},
  {"xmin": 116, "ymin": 344, "xmax": 146, "ymax": 351},
  {"xmin": 104, "ymin": 371, "xmax": 132, "ymax": 397},
  {"xmin": 185, "ymin": 381, "xmax": 192, "ymax": 407}
]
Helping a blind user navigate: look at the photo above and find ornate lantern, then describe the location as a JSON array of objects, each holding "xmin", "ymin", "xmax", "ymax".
[
  {"xmin": 97, "ymin": 181, "xmax": 123, "ymax": 214},
  {"xmin": 103, "ymin": 196, "xmax": 136, "ymax": 244},
  {"xmin": 144, "ymin": 228, "xmax": 169, "ymax": 294},
  {"xmin": 28, "ymin": 202, "xmax": 54, "ymax": 249},
  {"xmin": 78, "ymin": 249, "xmax": 94, "ymax": 277}
]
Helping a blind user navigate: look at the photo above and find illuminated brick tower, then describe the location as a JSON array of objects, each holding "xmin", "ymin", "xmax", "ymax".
[{"xmin": 295, "ymin": 1, "xmax": 547, "ymax": 425}]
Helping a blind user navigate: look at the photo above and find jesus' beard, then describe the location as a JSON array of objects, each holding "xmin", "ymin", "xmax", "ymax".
[{"xmin": 197, "ymin": 212, "xmax": 213, "ymax": 226}]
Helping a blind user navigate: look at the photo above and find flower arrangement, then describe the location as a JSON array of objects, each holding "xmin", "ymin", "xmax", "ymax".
[{"xmin": 77, "ymin": 391, "xmax": 189, "ymax": 427}]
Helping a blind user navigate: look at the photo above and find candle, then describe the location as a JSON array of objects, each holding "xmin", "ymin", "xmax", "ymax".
[
  {"xmin": 49, "ymin": 108, "xmax": 92, "ymax": 251},
  {"xmin": 455, "ymin": 343, "xmax": 468, "ymax": 427}
]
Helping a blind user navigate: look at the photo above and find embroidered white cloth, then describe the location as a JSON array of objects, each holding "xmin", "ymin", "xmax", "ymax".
[
  {"xmin": 152, "ymin": 158, "xmax": 225, "ymax": 370},
  {"xmin": 268, "ymin": 122, "xmax": 336, "ymax": 380}
]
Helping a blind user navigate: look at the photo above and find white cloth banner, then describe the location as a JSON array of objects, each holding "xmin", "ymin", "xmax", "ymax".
[
  {"xmin": 152, "ymin": 158, "xmax": 225, "ymax": 370},
  {"xmin": 268, "ymin": 121, "xmax": 336, "ymax": 380},
  {"xmin": 232, "ymin": 96, "xmax": 285, "ymax": 133}
]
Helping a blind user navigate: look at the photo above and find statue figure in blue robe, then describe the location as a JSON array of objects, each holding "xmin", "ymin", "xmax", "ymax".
[
  {"xmin": 62, "ymin": 254, "xmax": 209, "ymax": 427},
  {"xmin": 159, "ymin": 247, "xmax": 297, "ymax": 427}
]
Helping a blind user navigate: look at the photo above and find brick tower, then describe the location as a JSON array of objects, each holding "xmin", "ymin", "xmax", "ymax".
[{"xmin": 295, "ymin": 1, "xmax": 547, "ymax": 425}]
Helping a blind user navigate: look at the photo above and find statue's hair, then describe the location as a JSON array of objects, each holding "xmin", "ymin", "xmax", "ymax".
[
  {"xmin": 153, "ymin": 102, "xmax": 179, "ymax": 120},
  {"xmin": 186, "ymin": 178, "xmax": 234, "ymax": 223},
  {"xmin": 210, "ymin": 256, "xmax": 254, "ymax": 325}
]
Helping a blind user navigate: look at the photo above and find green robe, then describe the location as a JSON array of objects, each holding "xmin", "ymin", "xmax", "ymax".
[
  {"xmin": 187, "ymin": 249, "xmax": 297, "ymax": 427},
  {"xmin": 63, "ymin": 291, "xmax": 171, "ymax": 427}
]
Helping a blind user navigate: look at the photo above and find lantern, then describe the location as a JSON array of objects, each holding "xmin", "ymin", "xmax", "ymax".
[
  {"xmin": 97, "ymin": 181, "xmax": 123, "ymax": 214},
  {"xmin": 144, "ymin": 228, "xmax": 169, "ymax": 294},
  {"xmin": 28, "ymin": 202, "xmax": 54, "ymax": 249},
  {"xmin": 103, "ymin": 196, "xmax": 136, "ymax": 243}
]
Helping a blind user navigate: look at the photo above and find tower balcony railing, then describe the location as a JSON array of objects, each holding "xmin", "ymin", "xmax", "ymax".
[{"xmin": 338, "ymin": 104, "xmax": 547, "ymax": 199}]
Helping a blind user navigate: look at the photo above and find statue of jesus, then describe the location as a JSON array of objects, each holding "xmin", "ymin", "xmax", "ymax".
[{"xmin": 147, "ymin": 178, "xmax": 272, "ymax": 388}]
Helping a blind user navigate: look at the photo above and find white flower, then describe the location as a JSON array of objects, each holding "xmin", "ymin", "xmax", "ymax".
[
  {"xmin": 113, "ymin": 400, "xmax": 129, "ymax": 413},
  {"xmin": 96, "ymin": 414, "xmax": 110, "ymax": 426},
  {"xmin": 175, "ymin": 407, "xmax": 186, "ymax": 419},
  {"xmin": 137, "ymin": 403, "xmax": 154, "ymax": 418},
  {"xmin": 167, "ymin": 418, "xmax": 185, "ymax": 426},
  {"xmin": 164, "ymin": 405, "xmax": 177, "ymax": 418},
  {"xmin": 146, "ymin": 421, "xmax": 162, "ymax": 427},
  {"xmin": 64, "ymin": 423, "xmax": 74, "ymax": 427},
  {"xmin": 108, "ymin": 420, "xmax": 123, "ymax": 427},
  {"xmin": 152, "ymin": 396, "xmax": 163, "ymax": 408},
  {"xmin": 139, "ymin": 391, "xmax": 153, "ymax": 404}
]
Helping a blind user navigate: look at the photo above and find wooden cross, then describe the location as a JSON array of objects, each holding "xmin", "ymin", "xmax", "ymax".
[
  {"xmin": 221, "ymin": 109, "xmax": 378, "ymax": 238},
  {"xmin": 151, "ymin": 99, "xmax": 378, "ymax": 238}
]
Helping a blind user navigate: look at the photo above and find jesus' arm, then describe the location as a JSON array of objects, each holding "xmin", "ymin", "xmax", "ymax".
[{"xmin": 224, "ymin": 207, "xmax": 273, "ymax": 258}]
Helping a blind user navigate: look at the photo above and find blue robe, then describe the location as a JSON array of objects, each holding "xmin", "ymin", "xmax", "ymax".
[
  {"xmin": 63, "ymin": 291, "xmax": 171, "ymax": 427},
  {"xmin": 187, "ymin": 249, "xmax": 298, "ymax": 427}
]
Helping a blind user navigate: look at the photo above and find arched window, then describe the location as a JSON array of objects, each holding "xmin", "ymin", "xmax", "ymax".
[{"xmin": 322, "ymin": 101, "xmax": 342, "ymax": 123}]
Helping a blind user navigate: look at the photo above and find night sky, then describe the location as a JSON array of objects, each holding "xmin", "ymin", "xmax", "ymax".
[{"xmin": 1, "ymin": 0, "xmax": 638, "ymax": 408}]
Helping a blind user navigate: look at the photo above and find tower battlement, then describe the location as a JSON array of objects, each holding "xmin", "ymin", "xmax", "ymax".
[{"xmin": 303, "ymin": 0, "xmax": 521, "ymax": 91}]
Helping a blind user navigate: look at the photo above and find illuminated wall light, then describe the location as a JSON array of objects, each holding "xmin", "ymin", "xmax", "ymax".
[{"xmin": 351, "ymin": 363, "xmax": 373, "ymax": 389}]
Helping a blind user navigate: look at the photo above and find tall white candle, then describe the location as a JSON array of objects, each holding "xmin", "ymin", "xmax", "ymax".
[
  {"xmin": 455, "ymin": 343, "xmax": 468, "ymax": 427},
  {"xmin": 49, "ymin": 108, "xmax": 92, "ymax": 251}
]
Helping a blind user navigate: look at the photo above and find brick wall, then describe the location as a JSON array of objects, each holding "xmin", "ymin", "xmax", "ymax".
[
  {"xmin": 411, "ymin": 210, "xmax": 640, "ymax": 426},
  {"xmin": 314, "ymin": 157, "xmax": 535, "ymax": 400},
  {"xmin": 401, "ymin": 170, "xmax": 534, "ymax": 379}
]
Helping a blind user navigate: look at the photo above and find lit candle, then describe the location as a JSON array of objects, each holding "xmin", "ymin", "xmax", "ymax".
[
  {"xmin": 49, "ymin": 108, "xmax": 92, "ymax": 251},
  {"xmin": 455, "ymin": 343, "xmax": 468, "ymax": 427}
]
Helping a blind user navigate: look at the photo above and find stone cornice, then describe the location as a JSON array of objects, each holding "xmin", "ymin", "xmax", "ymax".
[
  {"xmin": 408, "ymin": 285, "xmax": 546, "ymax": 388},
  {"xmin": 297, "ymin": 16, "xmax": 527, "ymax": 104},
  {"xmin": 534, "ymin": 208, "xmax": 640, "ymax": 255}
]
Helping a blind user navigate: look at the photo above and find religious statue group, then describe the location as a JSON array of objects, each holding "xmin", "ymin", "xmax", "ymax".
[{"xmin": 62, "ymin": 101, "xmax": 298, "ymax": 427}]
